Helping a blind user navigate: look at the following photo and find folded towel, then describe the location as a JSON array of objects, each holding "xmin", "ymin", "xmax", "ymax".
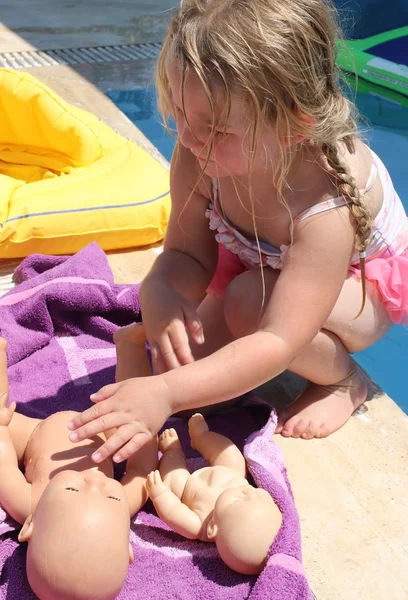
[{"xmin": 0, "ymin": 243, "xmax": 312, "ymax": 599}]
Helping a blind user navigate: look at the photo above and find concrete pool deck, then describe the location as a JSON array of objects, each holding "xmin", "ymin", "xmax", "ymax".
[{"xmin": 1, "ymin": 6, "xmax": 407, "ymax": 598}]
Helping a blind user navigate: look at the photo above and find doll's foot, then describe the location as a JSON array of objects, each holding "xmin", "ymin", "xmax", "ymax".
[
  {"xmin": 188, "ymin": 413, "xmax": 209, "ymax": 441},
  {"xmin": 275, "ymin": 368, "xmax": 368, "ymax": 439},
  {"xmin": 159, "ymin": 428, "xmax": 182, "ymax": 453},
  {"xmin": 113, "ymin": 323, "xmax": 146, "ymax": 348}
]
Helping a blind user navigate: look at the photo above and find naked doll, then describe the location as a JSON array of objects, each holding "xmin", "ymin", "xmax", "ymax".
[
  {"xmin": 147, "ymin": 414, "xmax": 282, "ymax": 575},
  {"xmin": 0, "ymin": 324, "xmax": 157, "ymax": 600}
]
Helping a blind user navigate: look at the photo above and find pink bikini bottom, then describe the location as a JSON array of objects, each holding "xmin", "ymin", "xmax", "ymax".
[{"xmin": 208, "ymin": 243, "xmax": 408, "ymax": 326}]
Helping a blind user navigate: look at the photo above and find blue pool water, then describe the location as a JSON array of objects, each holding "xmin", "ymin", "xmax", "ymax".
[{"xmin": 107, "ymin": 85, "xmax": 408, "ymax": 413}]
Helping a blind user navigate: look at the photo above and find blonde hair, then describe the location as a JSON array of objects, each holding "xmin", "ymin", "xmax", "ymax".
[{"xmin": 156, "ymin": 0, "xmax": 371, "ymax": 314}]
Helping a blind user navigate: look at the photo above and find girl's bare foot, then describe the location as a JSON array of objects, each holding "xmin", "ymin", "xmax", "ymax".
[{"xmin": 275, "ymin": 367, "xmax": 368, "ymax": 439}]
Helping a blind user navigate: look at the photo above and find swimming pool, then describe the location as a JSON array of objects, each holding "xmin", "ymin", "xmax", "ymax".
[{"xmin": 107, "ymin": 83, "xmax": 408, "ymax": 413}]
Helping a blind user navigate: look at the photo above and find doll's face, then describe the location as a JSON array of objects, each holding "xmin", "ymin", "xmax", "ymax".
[
  {"xmin": 21, "ymin": 470, "xmax": 133, "ymax": 600},
  {"xmin": 39, "ymin": 468, "xmax": 128, "ymax": 510},
  {"xmin": 208, "ymin": 485, "xmax": 282, "ymax": 575}
]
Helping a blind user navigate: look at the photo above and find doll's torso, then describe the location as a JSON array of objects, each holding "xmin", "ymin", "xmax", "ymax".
[
  {"xmin": 23, "ymin": 411, "xmax": 113, "ymax": 506},
  {"xmin": 182, "ymin": 465, "xmax": 248, "ymax": 540}
]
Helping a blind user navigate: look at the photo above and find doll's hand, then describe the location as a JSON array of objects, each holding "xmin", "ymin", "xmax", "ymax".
[
  {"xmin": 147, "ymin": 470, "xmax": 168, "ymax": 500},
  {"xmin": 67, "ymin": 376, "xmax": 173, "ymax": 463},
  {"xmin": 0, "ymin": 392, "xmax": 16, "ymax": 427}
]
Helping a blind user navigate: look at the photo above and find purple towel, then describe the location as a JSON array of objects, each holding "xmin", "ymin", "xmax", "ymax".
[{"xmin": 0, "ymin": 243, "xmax": 312, "ymax": 600}]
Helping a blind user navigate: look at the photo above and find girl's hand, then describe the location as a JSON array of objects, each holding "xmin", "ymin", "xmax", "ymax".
[
  {"xmin": 0, "ymin": 392, "xmax": 16, "ymax": 427},
  {"xmin": 141, "ymin": 279, "xmax": 204, "ymax": 373},
  {"xmin": 67, "ymin": 376, "xmax": 173, "ymax": 463}
]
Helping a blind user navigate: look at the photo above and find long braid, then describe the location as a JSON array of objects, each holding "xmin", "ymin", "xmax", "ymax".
[{"xmin": 322, "ymin": 142, "xmax": 372, "ymax": 318}]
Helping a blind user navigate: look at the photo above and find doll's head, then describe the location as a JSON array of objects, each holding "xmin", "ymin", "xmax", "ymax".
[
  {"xmin": 207, "ymin": 484, "xmax": 282, "ymax": 575},
  {"xmin": 18, "ymin": 469, "xmax": 133, "ymax": 600}
]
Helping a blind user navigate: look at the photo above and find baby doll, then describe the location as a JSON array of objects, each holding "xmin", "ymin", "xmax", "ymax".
[
  {"xmin": 147, "ymin": 414, "xmax": 282, "ymax": 575},
  {"xmin": 0, "ymin": 325, "xmax": 157, "ymax": 600}
]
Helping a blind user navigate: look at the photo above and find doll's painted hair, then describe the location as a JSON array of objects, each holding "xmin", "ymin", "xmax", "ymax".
[{"xmin": 156, "ymin": 0, "xmax": 371, "ymax": 313}]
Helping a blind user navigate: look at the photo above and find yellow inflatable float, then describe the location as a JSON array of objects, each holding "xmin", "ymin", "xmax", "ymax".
[{"xmin": 0, "ymin": 69, "xmax": 170, "ymax": 258}]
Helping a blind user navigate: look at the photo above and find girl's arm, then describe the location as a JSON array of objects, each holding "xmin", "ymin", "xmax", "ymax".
[
  {"xmin": 67, "ymin": 206, "xmax": 355, "ymax": 461},
  {"xmin": 163, "ymin": 205, "xmax": 356, "ymax": 411},
  {"xmin": 140, "ymin": 142, "xmax": 218, "ymax": 303},
  {"xmin": 139, "ymin": 143, "xmax": 219, "ymax": 369}
]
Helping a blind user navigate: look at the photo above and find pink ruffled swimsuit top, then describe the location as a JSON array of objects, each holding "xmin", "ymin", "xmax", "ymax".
[{"xmin": 205, "ymin": 148, "xmax": 408, "ymax": 325}]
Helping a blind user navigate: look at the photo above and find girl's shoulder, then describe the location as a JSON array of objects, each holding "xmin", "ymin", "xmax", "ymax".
[
  {"xmin": 337, "ymin": 139, "xmax": 375, "ymax": 190},
  {"xmin": 325, "ymin": 139, "xmax": 384, "ymax": 221}
]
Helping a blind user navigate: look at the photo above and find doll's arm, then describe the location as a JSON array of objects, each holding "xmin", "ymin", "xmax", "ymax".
[
  {"xmin": 120, "ymin": 436, "xmax": 158, "ymax": 516},
  {"xmin": 0, "ymin": 396, "xmax": 32, "ymax": 524},
  {"xmin": 147, "ymin": 470, "xmax": 202, "ymax": 539}
]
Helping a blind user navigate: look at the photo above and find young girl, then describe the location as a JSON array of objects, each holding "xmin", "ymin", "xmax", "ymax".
[{"xmin": 68, "ymin": 0, "xmax": 408, "ymax": 463}]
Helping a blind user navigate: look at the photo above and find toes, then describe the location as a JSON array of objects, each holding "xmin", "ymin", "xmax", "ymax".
[
  {"xmin": 291, "ymin": 419, "xmax": 309, "ymax": 439},
  {"xmin": 280, "ymin": 416, "xmax": 298, "ymax": 437},
  {"xmin": 301, "ymin": 421, "xmax": 320, "ymax": 440},
  {"xmin": 280, "ymin": 417, "xmax": 322, "ymax": 440},
  {"xmin": 275, "ymin": 411, "xmax": 289, "ymax": 434},
  {"xmin": 315, "ymin": 423, "xmax": 331, "ymax": 438}
]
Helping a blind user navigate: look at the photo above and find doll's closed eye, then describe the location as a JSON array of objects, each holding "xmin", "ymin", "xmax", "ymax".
[
  {"xmin": 65, "ymin": 487, "xmax": 79, "ymax": 492},
  {"xmin": 107, "ymin": 496, "xmax": 121, "ymax": 502}
]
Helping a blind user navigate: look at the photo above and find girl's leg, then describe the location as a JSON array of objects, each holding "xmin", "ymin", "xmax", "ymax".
[
  {"xmin": 181, "ymin": 294, "xmax": 238, "ymax": 416},
  {"xmin": 276, "ymin": 275, "xmax": 392, "ymax": 438},
  {"xmin": 190, "ymin": 269, "xmax": 392, "ymax": 439}
]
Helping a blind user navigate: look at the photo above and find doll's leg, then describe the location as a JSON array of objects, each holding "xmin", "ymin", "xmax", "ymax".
[
  {"xmin": 158, "ymin": 429, "xmax": 190, "ymax": 499},
  {"xmin": 0, "ymin": 337, "xmax": 41, "ymax": 463},
  {"xmin": 188, "ymin": 414, "xmax": 246, "ymax": 477},
  {"xmin": 113, "ymin": 322, "xmax": 152, "ymax": 382}
]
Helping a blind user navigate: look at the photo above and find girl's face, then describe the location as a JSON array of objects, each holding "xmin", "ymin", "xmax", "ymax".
[{"xmin": 166, "ymin": 58, "xmax": 280, "ymax": 178}]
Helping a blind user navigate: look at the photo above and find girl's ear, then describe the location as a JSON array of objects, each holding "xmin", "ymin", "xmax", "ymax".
[{"xmin": 282, "ymin": 113, "xmax": 316, "ymax": 146}]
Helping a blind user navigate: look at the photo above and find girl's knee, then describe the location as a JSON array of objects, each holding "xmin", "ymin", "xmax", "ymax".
[{"xmin": 224, "ymin": 269, "xmax": 278, "ymax": 338}]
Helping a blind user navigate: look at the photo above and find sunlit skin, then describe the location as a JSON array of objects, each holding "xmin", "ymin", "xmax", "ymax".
[
  {"xmin": 65, "ymin": 53, "xmax": 390, "ymax": 460},
  {"xmin": 167, "ymin": 56, "xmax": 284, "ymax": 179}
]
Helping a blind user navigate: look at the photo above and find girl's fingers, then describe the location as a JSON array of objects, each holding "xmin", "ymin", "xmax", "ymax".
[
  {"xmin": 151, "ymin": 346, "xmax": 167, "ymax": 375},
  {"xmin": 91, "ymin": 426, "xmax": 147, "ymax": 463},
  {"xmin": 111, "ymin": 431, "xmax": 151, "ymax": 463},
  {"xmin": 90, "ymin": 382, "xmax": 121, "ymax": 403},
  {"xmin": 184, "ymin": 307, "xmax": 204, "ymax": 346},
  {"xmin": 67, "ymin": 401, "xmax": 120, "ymax": 439},
  {"xmin": 159, "ymin": 333, "xmax": 183, "ymax": 371},
  {"xmin": 168, "ymin": 322, "xmax": 194, "ymax": 366}
]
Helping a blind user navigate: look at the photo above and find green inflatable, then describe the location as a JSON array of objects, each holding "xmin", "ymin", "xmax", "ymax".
[{"xmin": 337, "ymin": 26, "xmax": 408, "ymax": 98}]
